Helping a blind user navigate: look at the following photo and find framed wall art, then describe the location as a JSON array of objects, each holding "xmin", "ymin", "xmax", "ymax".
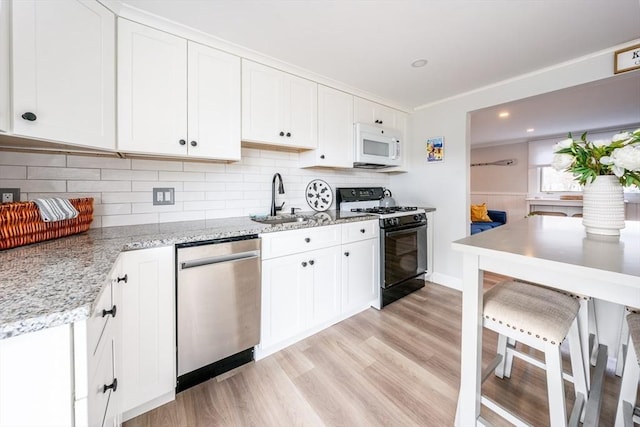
[
  {"xmin": 614, "ymin": 43, "xmax": 640, "ymax": 74},
  {"xmin": 426, "ymin": 137, "xmax": 444, "ymax": 162}
]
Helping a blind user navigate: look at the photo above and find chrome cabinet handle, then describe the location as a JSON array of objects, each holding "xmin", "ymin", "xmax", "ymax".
[
  {"xmin": 305, "ymin": 237, "xmax": 311, "ymax": 243},
  {"xmin": 309, "ymin": 260, "xmax": 314, "ymax": 266},
  {"xmin": 117, "ymin": 274, "xmax": 128, "ymax": 283},
  {"xmin": 344, "ymin": 252, "xmax": 350, "ymax": 257},
  {"xmin": 301, "ymin": 261, "xmax": 307, "ymax": 267}
]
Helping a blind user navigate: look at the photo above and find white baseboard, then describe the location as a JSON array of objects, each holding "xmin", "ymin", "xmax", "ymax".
[
  {"xmin": 428, "ymin": 272, "xmax": 462, "ymax": 291},
  {"xmin": 122, "ymin": 391, "xmax": 175, "ymax": 422}
]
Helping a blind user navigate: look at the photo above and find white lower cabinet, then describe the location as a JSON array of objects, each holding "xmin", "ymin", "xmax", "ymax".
[
  {"xmin": 342, "ymin": 238, "xmax": 379, "ymax": 313},
  {"xmin": 119, "ymin": 246, "xmax": 175, "ymax": 422},
  {"xmin": 258, "ymin": 220, "xmax": 379, "ymax": 358}
]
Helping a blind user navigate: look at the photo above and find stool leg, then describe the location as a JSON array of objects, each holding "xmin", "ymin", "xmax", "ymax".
[
  {"xmin": 504, "ymin": 337, "xmax": 516, "ymax": 378},
  {"xmin": 588, "ymin": 298, "xmax": 600, "ymax": 366},
  {"xmin": 545, "ymin": 342, "xmax": 569, "ymax": 427},
  {"xmin": 495, "ymin": 333, "xmax": 508, "ymax": 378},
  {"xmin": 615, "ymin": 336, "xmax": 638, "ymax": 427},
  {"xmin": 616, "ymin": 314, "xmax": 629, "ymax": 377},
  {"xmin": 578, "ymin": 298, "xmax": 591, "ymax": 389},
  {"xmin": 567, "ymin": 318, "xmax": 588, "ymax": 418}
]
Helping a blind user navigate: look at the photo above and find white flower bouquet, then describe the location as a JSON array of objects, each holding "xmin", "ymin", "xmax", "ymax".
[{"xmin": 552, "ymin": 128, "xmax": 640, "ymax": 187}]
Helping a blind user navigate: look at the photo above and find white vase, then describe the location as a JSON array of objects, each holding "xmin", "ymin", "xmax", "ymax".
[{"xmin": 582, "ymin": 175, "xmax": 625, "ymax": 236}]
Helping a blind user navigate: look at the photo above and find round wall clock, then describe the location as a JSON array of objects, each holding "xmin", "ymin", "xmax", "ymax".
[{"xmin": 305, "ymin": 179, "xmax": 333, "ymax": 211}]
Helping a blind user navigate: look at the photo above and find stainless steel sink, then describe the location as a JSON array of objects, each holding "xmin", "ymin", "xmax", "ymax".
[{"xmin": 251, "ymin": 215, "xmax": 309, "ymax": 225}]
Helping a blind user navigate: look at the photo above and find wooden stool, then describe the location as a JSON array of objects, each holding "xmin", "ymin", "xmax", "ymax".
[
  {"xmin": 615, "ymin": 312, "xmax": 640, "ymax": 426},
  {"xmin": 482, "ymin": 281, "xmax": 588, "ymax": 427}
]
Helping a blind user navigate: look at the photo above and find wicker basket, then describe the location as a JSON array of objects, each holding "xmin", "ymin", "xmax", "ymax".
[{"xmin": 0, "ymin": 198, "xmax": 94, "ymax": 250}]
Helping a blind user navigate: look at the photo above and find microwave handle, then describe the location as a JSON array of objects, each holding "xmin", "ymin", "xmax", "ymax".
[{"xmin": 392, "ymin": 139, "xmax": 400, "ymax": 160}]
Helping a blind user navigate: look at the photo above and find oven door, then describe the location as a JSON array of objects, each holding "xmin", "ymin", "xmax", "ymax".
[{"xmin": 382, "ymin": 224, "xmax": 427, "ymax": 289}]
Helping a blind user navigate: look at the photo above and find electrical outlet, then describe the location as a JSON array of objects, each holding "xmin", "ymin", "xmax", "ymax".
[
  {"xmin": 153, "ymin": 187, "xmax": 174, "ymax": 205},
  {"xmin": 0, "ymin": 188, "xmax": 20, "ymax": 203}
]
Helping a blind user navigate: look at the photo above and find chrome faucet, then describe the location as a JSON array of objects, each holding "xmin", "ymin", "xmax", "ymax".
[{"xmin": 270, "ymin": 173, "xmax": 285, "ymax": 216}]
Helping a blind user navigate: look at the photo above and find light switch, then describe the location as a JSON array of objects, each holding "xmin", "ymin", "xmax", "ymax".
[{"xmin": 153, "ymin": 188, "xmax": 175, "ymax": 205}]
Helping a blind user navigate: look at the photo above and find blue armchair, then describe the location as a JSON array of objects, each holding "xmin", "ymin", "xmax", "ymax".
[{"xmin": 471, "ymin": 210, "xmax": 507, "ymax": 235}]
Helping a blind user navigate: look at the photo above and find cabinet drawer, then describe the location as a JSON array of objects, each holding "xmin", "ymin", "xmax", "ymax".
[
  {"xmin": 261, "ymin": 224, "xmax": 341, "ymax": 259},
  {"xmin": 87, "ymin": 283, "xmax": 114, "ymax": 358},
  {"xmin": 342, "ymin": 220, "xmax": 379, "ymax": 244}
]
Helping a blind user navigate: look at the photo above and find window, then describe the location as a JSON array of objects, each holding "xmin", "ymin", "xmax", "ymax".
[{"xmin": 539, "ymin": 167, "xmax": 582, "ymax": 192}]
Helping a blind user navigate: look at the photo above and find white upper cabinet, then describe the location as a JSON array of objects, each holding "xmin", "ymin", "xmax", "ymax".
[
  {"xmin": 353, "ymin": 96, "xmax": 404, "ymax": 131},
  {"xmin": 242, "ymin": 59, "xmax": 317, "ymax": 149},
  {"xmin": 118, "ymin": 19, "xmax": 241, "ymax": 160},
  {"xmin": 187, "ymin": 42, "xmax": 241, "ymax": 160},
  {"xmin": 117, "ymin": 19, "xmax": 187, "ymax": 156},
  {"xmin": 300, "ymin": 85, "xmax": 354, "ymax": 168},
  {"xmin": 11, "ymin": 0, "xmax": 116, "ymax": 150}
]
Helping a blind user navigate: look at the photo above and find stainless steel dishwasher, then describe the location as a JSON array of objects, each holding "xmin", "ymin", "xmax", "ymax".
[{"xmin": 176, "ymin": 236, "xmax": 261, "ymax": 392}]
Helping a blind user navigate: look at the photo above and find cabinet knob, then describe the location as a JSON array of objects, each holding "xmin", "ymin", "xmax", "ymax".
[
  {"xmin": 279, "ymin": 131, "xmax": 285, "ymax": 136},
  {"xmin": 21, "ymin": 112, "xmax": 37, "ymax": 121},
  {"xmin": 286, "ymin": 132, "xmax": 291, "ymax": 137},
  {"xmin": 344, "ymin": 251, "xmax": 350, "ymax": 257},
  {"xmin": 309, "ymin": 259, "xmax": 315, "ymax": 266},
  {"xmin": 360, "ymin": 228, "xmax": 366, "ymax": 233},
  {"xmin": 301, "ymin": 261, "xmax": 307, "ymax": 267},
  {"xmin": 102, "ymin": 305, "xmax": 117, "ymax": 318},
  {"xmin": 179, "ymin": 139, "xmax": 186, "ymax": 146},
  {"xmin": 320, "ymin": 154, "xmax": 325, "ymax": 159},
  {"xmin": 190, "ymin": 140, "xmax": 197, "ymax": 147},
  {"xmin": 117, "ymin": 274, "xmax": 128, "ymax": 284},
  {"xmin": 103, "ymin": 378, "xmax": 118, "ymax": 393},
  {"xmin": 304, "ymin": 237, "xmax": 311, "ymax": 243}
]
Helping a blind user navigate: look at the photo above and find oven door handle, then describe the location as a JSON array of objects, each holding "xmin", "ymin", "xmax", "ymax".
[{"xmin": 385, "ymin": 224, "xmax": 426, "ymax": 237}]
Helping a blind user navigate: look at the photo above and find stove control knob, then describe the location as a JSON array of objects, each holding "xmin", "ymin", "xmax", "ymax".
[
  {"xmin": 351, "ymin": 190, "xmax": 356, "ymax": 196},
  {"xmin": 414, "ymin": 214, "xmax": 420, "ymax": 221},
  {"xmin": 393, "ymin": 218, "xmax": 399, "ymax": 226}
]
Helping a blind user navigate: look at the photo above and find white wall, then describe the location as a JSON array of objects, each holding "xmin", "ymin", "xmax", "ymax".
[
  {"xmin": 390, "ymin": 40, "xmax": 640, "ymax": 289},
  {"xmin": 0, "ymin": 148, "xmax": 389, "ymax": 228}
]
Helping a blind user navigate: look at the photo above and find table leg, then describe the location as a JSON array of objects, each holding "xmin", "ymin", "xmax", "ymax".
[{"xmin": 455, "ymin": 253, "xmax": 484, "ymax": 426}]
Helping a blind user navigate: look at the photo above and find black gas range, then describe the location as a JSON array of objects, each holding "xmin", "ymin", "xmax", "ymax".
[{"xmin": 336, "ymin": 187, "xmax": 428, "ymax": 307}]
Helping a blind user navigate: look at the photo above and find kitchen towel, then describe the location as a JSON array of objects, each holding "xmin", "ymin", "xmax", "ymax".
[{"xmin": 32, "ymin": 198, "xmax": 79, "ymax": 222}]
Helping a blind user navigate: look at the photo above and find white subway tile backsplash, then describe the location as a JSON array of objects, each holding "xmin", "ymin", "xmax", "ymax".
[
  {"xmin": 102, "ymin": 169, "xmax": 158, "ymax": 181},
  {"xmin": 67, "ymin": 155, "xmax": 131, "ymax": 169},
  {"xmin": 0, "ymin": 151, "xmax": 66, "ymax": 167},
  {"xmin": 28, "ymin": 167, "xmax": 100, "ymax": 180},
  {"xmin": 68, "ymin": 180, "xmax": 131, "ymax": 192},
  {"xmin": 183, "ymin": 162, "xmax": 226, "ymax": 172},
  {"xmin": 101, "ymin": 213, "xmax": 158, "ymax": 228},
  {"xmin": 160, "ymin": 211, "xmax": 205, "ymax": 223},
  {"xmin": 131, "ymin": 181, "xmax": 184, "ymax": 192},
  {"xmin": 102, "ymin": 192, "xmax": 149, "ymax": 203},
  {"xmin": 0, "ymin": 179, "xmax": 66, "ymax": 192},
  {"xmin": 0, "ymin": 166, "xmax": 26, "ymax": 179},
  {"xmin": 0, "ymin": 148, "xmax": 389, "ymax": 228},
  {"xmin": 132, "ymin": 202, "xmax": 184, "ymax": 214},
  {"xmin": 159, "ymin": 171, "xmax": 205, "ymax": 182},
  {"xmin": 131, "ymin": 159, "xmax": 183, "ymax": 171}
]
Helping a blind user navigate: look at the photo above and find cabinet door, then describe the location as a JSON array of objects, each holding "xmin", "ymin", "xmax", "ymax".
[
  {"xmin": 241, "ymin": 59, "xmax": 283, "ymax": 145},
  {"xmin": 300, "ymin": 85, "xmax": 353, "ymax": 167},
  {"xmin": 353, "ymin": 97, "xmax": 396, "ymax": 129},
  {"xmin": 12, "ymin": 0, "xmax": 115, "ymax": 149},
  {"xmin": 87, "ymin": 328, "xmax": 115, "ymax": 427},
  {"xmin": 187, "ymin": 41, "xmax": 241, "ymax": 160},
  {"xmin": 308, "ymin": 246, "xmax": 342, "ymax": 325},
  {"xmin": 342, "ymin": 238, "xmax": 379, "ymax": 313},
  {"xmin": 0, "ymin": 324, "xmax": 73, "ymax": 427},
  {"xmin": 284, "ymin": 74, "xmax": 318, "ymax": 149},
  {"xmin": 120, "ymin": 246, "xmax": 175, "ymax": 416},
  {"xmin": 118, "ymin": 19, "xmax": 187, "ymax": 156},
  {"xmin": 261, "ymin": 253, "xmax": 311, "ymax": 348},
  {"xmin": 0, "ymin": 0, "xmax": 10, "ymax": 134}
]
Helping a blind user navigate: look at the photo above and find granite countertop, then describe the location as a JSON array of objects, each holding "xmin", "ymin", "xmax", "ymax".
[{"xmin": 0, "ymin": 210, "xmax": 377, "ymax": 340}]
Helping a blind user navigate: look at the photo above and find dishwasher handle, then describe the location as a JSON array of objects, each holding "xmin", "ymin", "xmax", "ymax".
[{"xmin": 180, "ymin": 250, "xmax": 260, "ymax": 270}]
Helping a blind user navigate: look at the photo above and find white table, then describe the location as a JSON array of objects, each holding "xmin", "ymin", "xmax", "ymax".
[{"xmin": 452, "ymin": 216, "xmax": 640, "ymax": 426}]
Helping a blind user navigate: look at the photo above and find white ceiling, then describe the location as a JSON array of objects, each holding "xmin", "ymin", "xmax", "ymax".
[{"xmin": 119, "ymin": 0, "xmax": 640, "ymax": 144}]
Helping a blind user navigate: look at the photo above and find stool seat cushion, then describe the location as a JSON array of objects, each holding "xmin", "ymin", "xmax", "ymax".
[
  {"xmin": 484, "ymin": 281, "xmax": 580, "ymax": 345},
  {"xmin": 627, "ymin": 313, "xmax": 640, "ymax": 366}
]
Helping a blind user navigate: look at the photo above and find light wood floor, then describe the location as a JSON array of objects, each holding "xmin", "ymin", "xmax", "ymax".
[{"xmin": 125, "ymin": 275, "xmax": 631, "ymax": 426}]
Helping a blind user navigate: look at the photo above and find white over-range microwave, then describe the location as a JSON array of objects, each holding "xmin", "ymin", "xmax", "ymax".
[{"xmin": 353, "ymin": 123, "xmax": 402, "ymax": 169}]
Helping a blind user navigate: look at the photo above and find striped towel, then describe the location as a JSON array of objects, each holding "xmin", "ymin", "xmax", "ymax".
[{"xmin": 32, "ymin": 198, "xmax": 79, "ymax": 222}]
